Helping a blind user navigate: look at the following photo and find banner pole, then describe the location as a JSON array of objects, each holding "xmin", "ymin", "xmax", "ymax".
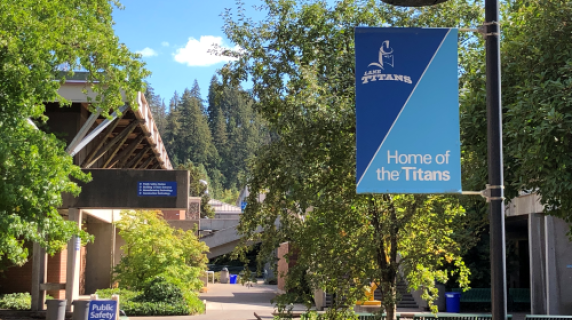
[{"xmin": 484, "ymin": 0, "xmax": 507, "ymax": 320}]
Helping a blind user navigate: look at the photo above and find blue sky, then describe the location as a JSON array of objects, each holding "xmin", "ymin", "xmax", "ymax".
[{"xmin": 112, "ymin": 0, "xmax": 264, "ymax": 106}]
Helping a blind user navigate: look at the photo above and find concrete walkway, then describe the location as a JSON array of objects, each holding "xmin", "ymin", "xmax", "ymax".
[
  {"xmin": 131, "ymin": 283, "xmax": 299, "ymax": 320},
  {"xmin": 128, "ymin": 283, "xmax": 527, "ymax": 320}
]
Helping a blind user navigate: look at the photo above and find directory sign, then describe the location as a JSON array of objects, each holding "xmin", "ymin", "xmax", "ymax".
[
  {"xmin": 355, "ymin": 28, "xmax": 461, "ymax": 194},
  {"xmin": 137, "ymin": 181, "xmax": 177, "ymax": 196}
]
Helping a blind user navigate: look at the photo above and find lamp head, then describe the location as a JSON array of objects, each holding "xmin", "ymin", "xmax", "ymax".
[{"xmin": 380, "ymin": 0, "xmax": 450, "ymax": 7}]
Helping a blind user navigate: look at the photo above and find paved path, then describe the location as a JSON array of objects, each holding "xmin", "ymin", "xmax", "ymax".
[
  {"xmin": 129, "ymin": 283, "xmax": 528, "ymax": 320},
  {"xmin": 132, "ymin": 283, "xmax": 294, "ymax": 320}
]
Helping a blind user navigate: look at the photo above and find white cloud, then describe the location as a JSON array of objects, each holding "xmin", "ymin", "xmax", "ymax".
[
  {"xmin": 136, "ymin": 47, "xmax": 158, "ymax": 57},
  {"xmin": 174, "ymin": 35, "xmax": 238, "ymax": 67},
  {"xmin": 161, "ymin": 41, "xmax": 170, "ymax": 47}
]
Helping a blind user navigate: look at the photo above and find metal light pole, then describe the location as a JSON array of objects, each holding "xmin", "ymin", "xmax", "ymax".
[
  {"xmin": 484, "ymin": 1, "xmax": 507, "ymax": 319},
  {"xmin": 379, "ymin": 0, "xmax": 507, "ymax": 319}
]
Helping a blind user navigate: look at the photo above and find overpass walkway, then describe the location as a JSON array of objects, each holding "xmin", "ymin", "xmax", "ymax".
[{"xmin": 200, "ymin": 220, "xmax": 263, "ymax": 259}]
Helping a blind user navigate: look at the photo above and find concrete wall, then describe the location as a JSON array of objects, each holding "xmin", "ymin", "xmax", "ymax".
[
  {"xmin": 529, "ymin": 213, "xmax": 572, "ymax": 315},
  {"xmin": 200, "ymin": 219, "xmax": 239, "ymax": 231},
  {"xmin": 551, "ymin": 216, "xmax": 572, "ymax": 314},
  {"xmin": 85, "ymin": 222, "xmax": 113, "ymax": 294},
  {"xmin": 61, "ymin": 169, "xmax": 189, "ymax": 209},
  {"xmin": 506, "ymin": 193, "xmax": 543, "ymax": 217}
]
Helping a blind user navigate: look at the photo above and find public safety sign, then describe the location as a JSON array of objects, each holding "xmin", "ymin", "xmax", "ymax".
[
  {"xmin": 137, "ymin": 181, "xmax": 177, "ymax": 196},
  {"xmin": 88, "ymin": 300, "xmax": 117, "ymax": 320},
  {"xmin": 355, "ymin": 28, "xmax": 461, "ymax": 194}
]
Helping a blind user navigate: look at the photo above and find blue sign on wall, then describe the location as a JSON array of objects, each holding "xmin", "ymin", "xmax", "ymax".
[
  {"xmin": 137, "ymin": 181, "xmax": 177, "ymax": 196},
  {"xmin": 355, "ymin": 28, "xmax": 461, "ymax": 194},
  {"xmin": 88, "ymin": 300, "xmax": 117, "ymax": 320},
  {"xmin": 240, "ymin": 201, "xmax": 247, "ymax": 211}
]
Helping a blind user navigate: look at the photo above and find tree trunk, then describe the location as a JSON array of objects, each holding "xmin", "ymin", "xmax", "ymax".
[{"xmin": 382, "ymin": 277, "xmax": 398, "ymax": 320}]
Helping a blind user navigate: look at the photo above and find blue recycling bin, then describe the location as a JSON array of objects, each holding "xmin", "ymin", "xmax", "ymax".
[
  {"xmin": 229, "ymin": 274, "xmax": 238, "ymax": 284},
  {"xmin": 445, "ymin": 292, "xmax": 461, "ymax": 313}
]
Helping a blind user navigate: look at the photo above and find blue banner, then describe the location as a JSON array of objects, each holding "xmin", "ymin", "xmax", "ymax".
[
  {"xmin": 137, "ymin": 181, "xmax": 177, "ymax": 196},
  {"xmin": 355, "ymin": 28, "xmax": 461, "ymax": 194}
]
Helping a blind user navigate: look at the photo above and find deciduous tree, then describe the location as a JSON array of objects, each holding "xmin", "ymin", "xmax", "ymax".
[
  {"xmin": 0, "ymin": 0, "xmax": 148, "ymax": 267},
  {"xmin": 461, "ymin": 0, "xmax": 572, "ymax": 226},
  {"xmin": 220, "ymin": 1, "xmax": 482, "ymax": 318}
]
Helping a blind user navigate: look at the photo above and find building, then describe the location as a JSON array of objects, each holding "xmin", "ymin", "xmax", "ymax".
[
  {"xmin": 505, "ymin": 193, "xmax": 572, "ymax": 314},
  {"xmin": 0, "ymin": 75, "xmax": 189, "ymax": 311}
]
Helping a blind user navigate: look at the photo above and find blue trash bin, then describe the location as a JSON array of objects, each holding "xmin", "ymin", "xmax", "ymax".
[
  {"xmin": 445, "ymin": 292, "xmax": 461, "ymax": 313},
  {"xmin": 229, "ymin": 274, "xmax": 238, "ymax": 284}
]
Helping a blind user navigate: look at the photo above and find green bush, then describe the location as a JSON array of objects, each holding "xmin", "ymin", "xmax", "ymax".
[
  {"xmin": 113, "ymin": 210, "xmax": 208, "ymax": 290},
  {"xmin": 95, "ymin": 278, "xmax": 205, "ymax": 316},
  {"xmin": 0, "ymin": 293, "xmax": 31, "ymax": 310},
  {"xmin": 121, "ymin": 301, "xmax": 191, "ymax": 316},
  {"xmin": 138, "ymin": 277, "xmax": 184, "ymax": 303},
  {"xmin": 104, "ymin": 211, "xmax": 208, "ymax": 316},
  {"xmin": 95, "ymin": 288, "xmax": 140, "ymax": 301}
]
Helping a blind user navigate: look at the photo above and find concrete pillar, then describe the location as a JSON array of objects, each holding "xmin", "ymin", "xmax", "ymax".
[
  {"xmin": 544, "ymin": 215, "xmax": 560, "ymax": 314},
  {"xmin": 552, "ymin": 217, "xmax": 572, "ymax": 314},
  {"xmin": 66, "ymin": 208, "xmax": 83, "ymax": 311},
  {"xmin": 85, "ymin": 222, "xmax": 113, "ymax": 294},
  {"xmin": 31, "ymin": 242, "xmax": 47, "ymax": 311},
  {"xmin": 529, "ymin": 213, "xmax": 547, "ymax": 314}
]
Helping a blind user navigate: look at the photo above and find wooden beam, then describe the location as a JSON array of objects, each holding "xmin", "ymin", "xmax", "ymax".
[
  {"xmin": 108, "ymin": 135, "xmax": 146, "ymax": 168},
  {"xmin": 126, "ymin": 146, "xmax": 151, "ymax": 168},
  {"xmin": 103, "ymin": 121, "xmax": 140, "ymax": 168},
  {"xmin": 81, "ymin": 113, "xmax": 124, "ymax": 167},
  {"xmin": 150, "ymin": 162, "xmax": 161, "ymax": 169},
  {"xmin": 139, "ymin": 156, "xmax": 154, "ymax": 170},
  {"xmin": 84, "ymin": 120, "xmax": 140, "ymax": 168},
  {"xmin": 65, "ymin": 108, "xmax": 102, "ymax": 155},
  {"xmin": 39, "ymin": 283, "xmax": 66, "ymax": 291}
]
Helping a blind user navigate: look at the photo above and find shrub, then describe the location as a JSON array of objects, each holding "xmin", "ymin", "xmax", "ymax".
[
  {"xmin": 95, "ymin": 288, "xmax": 140, "ymax": 301},
  {"xmin": 105, "ymin": 210, "xmax": 208, "ymax": 316},
  {"xmin": 113, "ymin": 210, "xmax": 208, "ymax": 290},
  {"xmin": 121, "ymin": 301, "xmax": 191, "ymax": 316},
  {"xmin": 96, "ymin": 278, "xmax": 205, "ymax": 316},
  {"xmin": 138, "ymin": 277, "xmax": 184, "ymax": 303},
  {"xmin": 0, "ymin": 293, "xmax": 31, "ymax": 310}
]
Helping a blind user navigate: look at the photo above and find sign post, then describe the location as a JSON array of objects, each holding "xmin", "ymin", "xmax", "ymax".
[
  {"xmin": 355, "ymin": 28, "xmax": 461, "ymax": 194},
  {"xmin": 355, "ymin": 19, "xmax": 507, "ymax": 320}
]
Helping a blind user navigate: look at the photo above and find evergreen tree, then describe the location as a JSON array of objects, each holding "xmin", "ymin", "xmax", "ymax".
[
  {"xmin": 144, "ymin": 83, "xmax": 167, "ymax": 135},
  {"xmin": 206, "ymin": 77, "xmax": 229, "ymax": 193},
  {"xmin": 177, "ymin": 86, "xmax": 217, "ymax": 166},
  {"xmin": 164, "ymin": 91, "xmax": 181, "ymax": 164},
  {"xmin": 161, "ymin": 77, "xmax": 267, "ymax": 203},
  {"xmin": 219, "ymin": 86, "xmax": 266, "ymax": 190},
  {"xmin": 207, "ymin": 75, "xmax": 223, "ymax": 126}
]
